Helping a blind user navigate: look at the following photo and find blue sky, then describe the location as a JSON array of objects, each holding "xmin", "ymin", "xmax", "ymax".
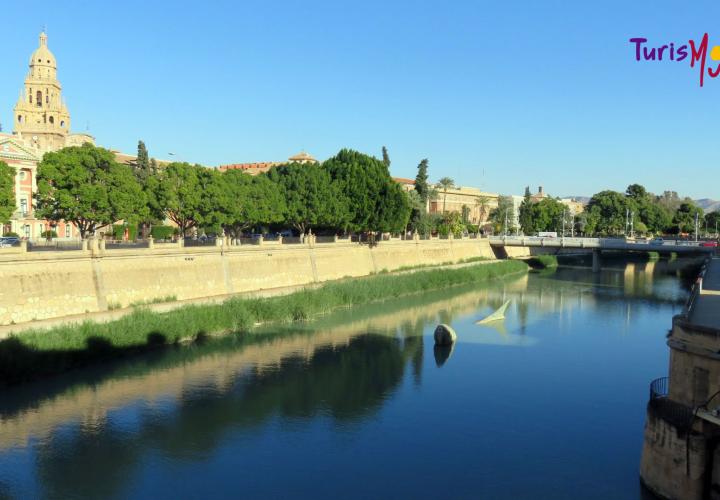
[{"xmin": 1, "ymin": 0, "xmax": 718, "ymax": 199}]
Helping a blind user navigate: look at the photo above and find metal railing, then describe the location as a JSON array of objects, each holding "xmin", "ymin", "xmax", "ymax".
[
  {"xmin": 649, "ymin": 376, "xmax": 669, "ymax": 400},
  {"xmin": 105, "ymin": 240, "xmax": 150, "ymax": 250},
  {"xmin": 27, "ymin": 240, "xmax": 83, "ymax": 252},
  {"xmin": 647, "ymin": 377, "xmax": 695, "ymax": 430},
  {"xmin": 184, "ymin": 237, "xmax": 217, "ymax": 247}
]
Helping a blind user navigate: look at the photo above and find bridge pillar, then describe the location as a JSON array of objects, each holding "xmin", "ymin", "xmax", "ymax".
[{"xmin": 592, "ymin": 248, "xmax": 601, "ymax": 273}]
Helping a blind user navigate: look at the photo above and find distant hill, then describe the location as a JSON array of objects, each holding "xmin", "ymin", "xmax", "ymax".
[{"xmin": 696, "ymin": 199, "xmax": 720, "ymax": 213}]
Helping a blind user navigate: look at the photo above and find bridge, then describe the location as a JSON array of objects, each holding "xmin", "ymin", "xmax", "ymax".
[{"xmin": 488, "ymin": 236, "xmax": 714, "ymax": 271}]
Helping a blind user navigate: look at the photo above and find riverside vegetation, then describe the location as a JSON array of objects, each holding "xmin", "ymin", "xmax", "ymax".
[{"xmin": 0, "ymin": 260, "xmax": 528, "ymax": 385}]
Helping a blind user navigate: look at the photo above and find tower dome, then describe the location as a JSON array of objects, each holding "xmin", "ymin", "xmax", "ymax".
[{"xmin": 29, "ymin": 32, "xmax": 56, "ymax": 70}]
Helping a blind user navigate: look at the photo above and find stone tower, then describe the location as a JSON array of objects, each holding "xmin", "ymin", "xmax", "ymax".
[{"xmin": 13, "ymin": 32, "xmax": 72, "ymax": 153}]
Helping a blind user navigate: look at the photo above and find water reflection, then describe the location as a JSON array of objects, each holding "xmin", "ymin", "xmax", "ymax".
[{"xmin": 0, "ymin": 258, "xmax": 699, "ymax": 499}]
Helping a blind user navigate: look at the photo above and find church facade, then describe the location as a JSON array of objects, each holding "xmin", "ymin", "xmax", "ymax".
[{"xmin": 1, "ymin": 32, "xmax": 95, "ymax": 238}]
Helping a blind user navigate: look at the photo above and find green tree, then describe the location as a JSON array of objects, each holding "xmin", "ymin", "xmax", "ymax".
[
  {"xmin": 214, "ymin": 170, "xmax": 286, "ymax": 236},
  {"xmin": 0, "ymin": 161, "xmax": 15, "ymax": 224},
  {"xmin": 705, "ymin": 211, "xmax": 720, "ymax": 236},
  {"xmin": 673, "ymin": 202, "xmax": 703, "ymax": 235},
  {"xmin": 131, "ymin": 141, "xmax": 163, "ymax": 238},
  {"xmin": 474, "ymin": 195, "xmax": 490, "ymax": 224},
  {"xmin": 528, "ymin": 198, "xmax": 566, "ymax": 233},
  {"xmin": 153, "ymin": 162, "xmax": 212, "ymax": 237},
  {"xmin": 489, "ymin": 195, "xmax": 516, "ymax": 234},
  {"xmin": 461, "ymin": 204, "xmax": 470, "ymax": 223},
  {"xmin": 267, "ymin": 162, "xmax": 349, "ymax": 234},
  {"xmin": 586, "ymin": 190, "xmax": 634, "ymax": 235},
  {"xmin": 35, "ymin": 144, "xmax": 145, "ymax": 238},
  {"xmin": 132, "ymin": 140, "xmax": 151, "ymax": 182},
  {"xmin": 381, "ymin": 146, "xmax": 391, "ymax": 170},
  {"xmin": 437, "ymin": 211, "xmax": 464, "ymax": 237},
  {"xmin": 518, "ymin": 190, "xmax": 534, "ymax": 234},
  {"xmin": 324, "ymin": 149, "xmax": 410, "ymax": 233},
  {"xmin": 414, "ymin": 159, "xmax": 430, "ymax": 207},
  {"xmin": 436, "ymin": 177, "xmax": 455, "ymax": 213}
]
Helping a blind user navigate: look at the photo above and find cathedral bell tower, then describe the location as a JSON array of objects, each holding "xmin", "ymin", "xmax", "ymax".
[{"xmin": 13, "ymin": 32, "xmax": 71, "ymax": 153}]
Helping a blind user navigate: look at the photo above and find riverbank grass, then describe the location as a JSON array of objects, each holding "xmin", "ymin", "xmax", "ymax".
[{"xmin": 0, "ymin": 260, "xmax": 528, "ymax": 384}]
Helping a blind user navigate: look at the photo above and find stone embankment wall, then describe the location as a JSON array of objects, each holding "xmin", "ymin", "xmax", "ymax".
[{"xmin": 0, "ymin": 236, "xmax": 496, "ymax": 326}]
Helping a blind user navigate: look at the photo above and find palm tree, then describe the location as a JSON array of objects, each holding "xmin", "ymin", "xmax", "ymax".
[
  {"xmin": 474, "ymin": 195, "xmax": 490, "ymax": 223},
  {"xmin": 437, "ymin": 177, "xmax": 455, "ymax": 213}
]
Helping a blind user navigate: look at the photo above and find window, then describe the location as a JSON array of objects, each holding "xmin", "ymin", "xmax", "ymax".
[
  {"xmin": 19, "ymin": 171, "xmax": 27, "ymax": 181},
  {"xmin": 49, "ymin": 116, "xmax": 54, "ymax": 124},
  {"xmin": 17, "ymin": 115, "xmax": 22, "ymax": 123},
  {"xmin": 23, "ymin": 225, "xmax": 30, "ymax": 238},
  {"xmin": 36, "ymin": 91, "xmax": 42, "ymax": 107},
  {"xmin": 66, "ymin": 224, "xmax": 71, "ymax": 238},
  {"xmin": 60, "ymin": 120, "xmax": 65, "ymax": 128},
  {"xmin": 46, "ymin": 94, "xmax": 49, "ymax": 104},
  {"xmin": 20, "ymin": 199, "xmax": 28, "ymax": 216}
]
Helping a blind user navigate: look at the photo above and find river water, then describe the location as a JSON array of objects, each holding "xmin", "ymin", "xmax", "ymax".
[{"xmin": 0, "ymin": 259, "xmax": 695, "ymax": 499}]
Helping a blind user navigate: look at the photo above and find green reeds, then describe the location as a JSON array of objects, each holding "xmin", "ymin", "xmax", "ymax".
[{"xmin": 0, "ymin": 260, "xmax": 527, "ymax": 384}]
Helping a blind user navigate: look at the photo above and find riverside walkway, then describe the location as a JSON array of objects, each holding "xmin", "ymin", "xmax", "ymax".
[{"xmin": 688, "ymin": 257, "xmax": 720, "ymax": 330}]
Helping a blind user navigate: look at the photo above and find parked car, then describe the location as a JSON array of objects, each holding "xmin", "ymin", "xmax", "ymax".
[
  {"xmin": 701, "ymin": 241, "xmax": 718, "ymax": 247},
  {"xmin": 650, "ymin": 238, "xmax": 664, "ymax": 246},
  {"xmin": 0, "ymin": 237, "xmax": 20, "ymax": 248}
]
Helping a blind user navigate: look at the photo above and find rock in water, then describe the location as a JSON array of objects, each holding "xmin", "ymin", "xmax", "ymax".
[{"xmin": 434, "ymin": 324, "xmax": 457, "ymax": 345}]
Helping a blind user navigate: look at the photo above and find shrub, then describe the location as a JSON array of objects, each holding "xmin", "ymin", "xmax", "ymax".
[
  {"xmin": 151, "ymin": 225, "xmax": 175, "ymax": 240},
  {"xmin": 112, "ymin": 224, "xmax": 138, "ymax": 240}
]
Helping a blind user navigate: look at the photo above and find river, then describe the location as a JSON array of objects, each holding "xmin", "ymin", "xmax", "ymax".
[{"xmin": 0, "ymin": 259, "xmax": 696, "ymax": 499}]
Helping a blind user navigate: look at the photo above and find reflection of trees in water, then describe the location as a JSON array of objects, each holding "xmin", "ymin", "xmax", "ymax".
[
  {"xmin": 34, "ymin": 334, "xmax": 414, "ymax": 499},
  {"xmin": 399, "ymin": 319, "xmax": 424, "ymax": 385}
]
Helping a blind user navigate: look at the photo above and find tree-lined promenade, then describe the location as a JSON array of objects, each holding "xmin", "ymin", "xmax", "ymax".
[
  {"xmin": 29, "ymin": 145, "xmax": 415, "ymax": 240},
  {"xmin": 0, "ymin": 141, "xmax": 716, "ymax": 240}
]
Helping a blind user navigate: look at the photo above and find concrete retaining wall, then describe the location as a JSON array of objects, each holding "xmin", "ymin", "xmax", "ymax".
[{"xmin": 0, "ymin": 237, "xmax": 496, "ymax": 326}]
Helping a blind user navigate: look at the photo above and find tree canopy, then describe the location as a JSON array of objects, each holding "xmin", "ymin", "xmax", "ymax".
[
  {"xmin": 0, "ymin": 161, "xmax": 15, "ymax": 224},
  {"xmin": 153, "ymin": 162, "xmax": 213, "ymax": 237},
  {"xmin": 35, "ymin": 144, "xmax": 145, "ymax": 238},
  {"xmin": 214, "ymin": 170, "xmax": 286, "ymax": 236},
  {"xmin": 267, "ymin": 162, "xmax": 348, "ymax": 234},
  {"xmin": 324, "ymin": 149, "xmax": 410, "ymax": 232}
]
